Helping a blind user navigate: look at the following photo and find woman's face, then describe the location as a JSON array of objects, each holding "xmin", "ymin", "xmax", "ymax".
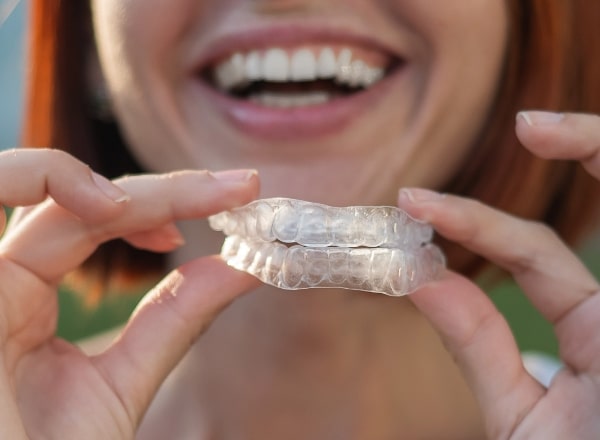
[{"xmin": 91, "ymin": 0, "xmax": 508, "ymax": 206}]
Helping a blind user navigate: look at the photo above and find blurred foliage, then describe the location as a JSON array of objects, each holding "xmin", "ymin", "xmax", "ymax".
[{"xmin": 57, "ymin": 286, "xmax": 144, "ymax": 341}]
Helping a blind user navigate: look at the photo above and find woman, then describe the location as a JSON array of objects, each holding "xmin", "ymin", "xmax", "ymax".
[{"xmin": 1, "ymin": 0, "xmax": 599, "ymax": 438}]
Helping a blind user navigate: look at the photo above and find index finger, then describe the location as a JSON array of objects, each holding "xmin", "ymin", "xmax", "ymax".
[
  {"xmin": 398, "ymin": 189, "xmax": 600, "ymax": 375},
  {"xmin": 516, "ymin": 111, "xmax": 600, "ymax": 178},
  {"xmin": 0, "ymin": 169, "xmax": 259, "ymax": 283},
  {"xmin": 398, "ymin": 189, "xmax": 598, "ymax": 324},
  {"xmin": 0, "ymin": 148, "xmax": 129, "ymax": 223}
]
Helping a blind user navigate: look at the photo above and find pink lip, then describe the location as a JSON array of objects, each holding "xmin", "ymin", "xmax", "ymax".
[{"xmin": 189, "ymin": 25, "xmax": 407, "ymax": 141}]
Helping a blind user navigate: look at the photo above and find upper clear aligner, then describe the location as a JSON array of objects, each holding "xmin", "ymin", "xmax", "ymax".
[
  {"xmin": 208, "ymin": 198, "xmax": 446, "ymax": 296},
  {"xmin": 209, "ymin": 197, "xmax": 433, "ymax": 249}
]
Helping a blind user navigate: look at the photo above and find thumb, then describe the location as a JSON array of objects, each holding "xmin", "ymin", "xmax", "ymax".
[
  {"xmin": 91, "ymin": 256, "xmax": 259, "ymax": 426},
  {"xmin": 408, "ymin": 271, "xmax": 545, "ymax": 437}
]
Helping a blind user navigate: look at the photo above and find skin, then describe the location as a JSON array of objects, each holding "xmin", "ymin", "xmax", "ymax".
[
  {"xmin": 0, "ymin": 1, "xmax": 598, "ymax": 440},
  {"xmin": 90, "ymin": 1, "xmax": 507, "ymax": 437},
  {"xmin": 88, "ymin": 4, "xmax": 509, "ymax": 435},
  {"xmin": 0, "ymin": 116, "xmax": 598, "ymax": 439},
  {"xmin": 90, "ymin": 0, "xmax": 508, "ymax": 205}
]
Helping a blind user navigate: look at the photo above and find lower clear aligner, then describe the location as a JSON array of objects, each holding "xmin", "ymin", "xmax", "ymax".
[{"xmin": 209, "ymin": 198, "xmax": 446, "ymax": 296}]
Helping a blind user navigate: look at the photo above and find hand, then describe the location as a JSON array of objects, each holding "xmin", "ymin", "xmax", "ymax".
[
  {"xmin": 397, "ymin": 112, "xmax": 600, "ymax": 439},
  {"xmin": 0, "ymin": 148, "xmax": 259, "ymax": 439}
]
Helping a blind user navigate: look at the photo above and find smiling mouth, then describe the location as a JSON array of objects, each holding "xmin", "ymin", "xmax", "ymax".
[{"xmin": 200, "ymin": 44, "xmax": 402, "ymax": 108}]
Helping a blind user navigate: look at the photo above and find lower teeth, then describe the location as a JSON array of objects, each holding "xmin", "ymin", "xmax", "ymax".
[{"xmin": 248, "ymin": 91, "xmax": 332, "ymax": 108}]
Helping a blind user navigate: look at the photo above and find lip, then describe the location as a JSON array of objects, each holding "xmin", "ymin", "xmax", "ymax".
[{"xmin": 189, "ymin": 24, "xmax": 407, "ymax": 141}]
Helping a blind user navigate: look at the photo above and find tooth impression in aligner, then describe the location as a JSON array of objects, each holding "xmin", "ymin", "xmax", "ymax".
[{"xmin": 209, "ymin": 198, "xmax": 446, "ymax": 296}]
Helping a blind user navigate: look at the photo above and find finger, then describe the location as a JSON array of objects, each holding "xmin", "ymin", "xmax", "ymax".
[
  {"xmin": 5, "ymin": 206, "xmax": 35, "ymax": 233},
  {"xmin": 516, "ymin": 111, "xmax": 600, "ymax": 178},
  {"xmin": 122, "ymin": 222, "xmax": 185, "ymax": 252},
  {"xmin": 92, "ymin": 256, "xmax": 260, "ymax": 427},
  {"xmin": 398, "ymin": 189, "xmax": 599, "ymax": 324},
  {"xmin": 0, "ymin": 375, "xmax": 29, "ymax": 439},
  {"xmin": 0, "ymin": 148, "xmax": 130, "ymax": 223},
  {"xmin": 0, "ymin": 208, "xmax": 5, "ymax": 236},
  {"xmin": 409, "ymin": 272, "xmax": 545, "ymax": 438},
  {"xmin": 0, "ymin": 169, "xmax": 259, "ymax": 283},
  {"xmin": 554, "ymin": 290, "xmax": 600, "ymax": 373}
]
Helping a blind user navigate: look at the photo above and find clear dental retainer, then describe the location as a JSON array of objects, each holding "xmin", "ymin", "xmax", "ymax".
[{"xmin": 208, "ymin": 198, "xmax": 446, "ymax": 296}]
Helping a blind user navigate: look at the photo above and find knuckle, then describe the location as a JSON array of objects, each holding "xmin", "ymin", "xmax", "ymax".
[
  {"xmin": 506, "ymin": 221, "xmax": 559, "ymax": 273},
  {"xmin": 445, "ymin": 198, "xmax": 485, "ymax": 244},
  {"xmin": 39, "ymin": 149, "xmax": 86, "ymax": 176},
  {"xmin": 528, "ymin": 220, "xmax": 560, "ymax": 243},
  {"xmin": 453, "ymin": 306, "xmax": 501, "ymax": 353},
  {"xmin": 43, "ymin": 147, "xmax": 70, "ymax": 163}
]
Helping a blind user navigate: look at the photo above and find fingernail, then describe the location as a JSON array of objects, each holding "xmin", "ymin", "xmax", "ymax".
[
  {"xmin": 92, "ymin": 172, "xmax": 130, "ymax": 203},
  {"xmin": 398, "ymin": 188, "xmax": 445, "ymax": 204},
  {"xmin": 211, "ymin": 169, "xmax": 258, "ymax": 182},
  {"xmin": 517, "ymin": 111, "xmax": 564, "ymax": 126}
]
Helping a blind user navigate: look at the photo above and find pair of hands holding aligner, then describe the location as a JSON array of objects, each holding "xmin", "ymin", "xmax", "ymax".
[{"xmin": 0, "ymin": 112, "xmax": 598, "ymax": 439}]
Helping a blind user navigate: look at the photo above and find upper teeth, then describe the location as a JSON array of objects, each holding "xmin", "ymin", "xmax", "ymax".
[{"xmin": 213, "ymin": 47, "xmax": 385, "ymax": 92}]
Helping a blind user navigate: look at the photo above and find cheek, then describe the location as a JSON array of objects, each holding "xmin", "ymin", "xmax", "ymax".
[
  {"xmin": 404, "ymin": 1, "xmax": 508, "ymax": 183},
  {"xmin": 91, "ymin": 0, "xmax": 204, "ymax": 171},
  {"xmin": 91, "ymin": 0, "xmax": 190, "ymax": 87}
]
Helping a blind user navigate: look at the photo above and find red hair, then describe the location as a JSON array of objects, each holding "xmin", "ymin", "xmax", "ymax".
[{"xmin": 22, "ymin": 0, "xmax": 600, "ymax": 295}]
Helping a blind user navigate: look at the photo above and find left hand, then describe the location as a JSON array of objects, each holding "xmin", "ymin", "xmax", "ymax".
[{"xmin": 397, "ymin": 112, "xmax": 600, "ymax": 439}]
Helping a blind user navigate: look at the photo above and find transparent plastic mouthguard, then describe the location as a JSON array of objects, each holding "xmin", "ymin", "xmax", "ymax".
[{"xmin": 208, "ymin": 198, "xmax": 446, "ymax": 296}]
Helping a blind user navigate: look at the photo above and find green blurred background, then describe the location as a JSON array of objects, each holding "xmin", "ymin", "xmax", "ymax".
[{"xmin": 2, "ymin": 1, "xmax": 599, "ymax": 354}]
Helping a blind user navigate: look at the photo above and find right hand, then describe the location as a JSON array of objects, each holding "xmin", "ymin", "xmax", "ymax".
[{"xmin": 0, "ymin": 148, "xmax": 259, "ymax": 439}]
